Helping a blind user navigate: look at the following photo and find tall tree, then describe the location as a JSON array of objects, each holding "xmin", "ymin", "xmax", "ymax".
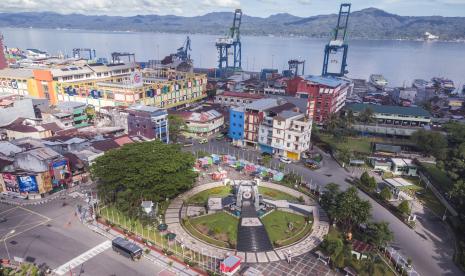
[
  {"xmin": 380, "ymin": 187, "xmax": 392, "ymax": 201},
  {"xmin": 365, "ymin": 222, "xmax": 394, "ymax": 247},
  {"xmin": 411, "ymin": 129, "xmax": 447, "ymax": 159},
  {"xmin": 333, "ymin": 187, "xmax": 371, "ymax": 233},
  {"xmin": 91, "ymin": 141, "xmax": 196, "ymax": 217},
  {"xmin": 359, "ymin": 107, "xmax": 375, "ymax": 124},
  {"xmin": 168, "ymin": 114, "xmax": 186, "ymax": 142},
  {"xmin": 398, "ymin": 200, "xmax": 411, "ymax": 215}
]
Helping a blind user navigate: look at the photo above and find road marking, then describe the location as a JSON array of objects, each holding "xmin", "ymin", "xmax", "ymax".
[
  {"xmin": 53, "ymin": 240, "xmax": 112, "ymax": 276},
  {"xmin": 18, "ymin": 206, "xmax": 51, "ymax": 220},
  {"xmin": 0, "ymin": 206, "xmax": 18, "ymax": 215}
]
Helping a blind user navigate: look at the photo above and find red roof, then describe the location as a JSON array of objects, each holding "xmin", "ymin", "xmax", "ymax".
[
  {"xmin": 222, "ymin": 91, "xmax": 263, "ymax": 100},
  {"xmin": 113, "ymin": 135, "xmax": 133, "ymax": 146},
  {"xmin": 352, "ymin": 239, "xmax": 373, "ymax": 253},
  {"xmin": 3, "ymin": 118, "xmax": 40, "ymax": 133}
]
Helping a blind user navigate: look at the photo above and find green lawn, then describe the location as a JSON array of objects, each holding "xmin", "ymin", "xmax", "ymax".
[
  {"xmin": 189, "ymin": 211, "xmax": 239, "ymax": 248},
  {"xmin": 420, "ymin": 162, "xmax": 454, "ymax": 191},
  {"xmin": 416, "ymin": 187, "xmax": 445, "ymax": 216},
  {"xmin": 319, "ymin": 134, "xmax": 372, "ymax": 154},
  {"xmin": 258, "ymin": 187, "xmax": 300, "ymax": 202},
  {"xmin": 261, "ymin": 210, "xmax": 312, "ymax": 247},
  {"xmin": 187, "ymin": 186, "xmax": 233, "ymax": 205}
]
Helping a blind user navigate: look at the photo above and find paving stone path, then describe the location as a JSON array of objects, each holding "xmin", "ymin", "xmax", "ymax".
[{"xmin": 165, "ymin": 181, "xmax": 329, "ymax": 263}]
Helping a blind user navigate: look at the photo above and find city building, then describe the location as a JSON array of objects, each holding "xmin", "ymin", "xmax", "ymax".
[
  {"xmin": 179, "ymin": 109, "xmax": 224, "ymax": 137},
  {"xmin": 258, "ymin": 109, "xmax": 312, "ymax": 160},
  {"xmin": 0, "ymin": 96, "xmax": 45, "ymax": 127},
  {"xmin": 288, "ymin": 75, "xmax": 352, "ymax": 124},
  {"xmin": 57, "ymin": 67, "xmax": 207, "ymax": 110},
  {"xmin": 392, "ymin": 87, "xmax": 417, "ymax": 106},
  {"xmin": 0, "ymin": 68, "xmax": 35, "ymax": 96},
  {"xmin": 243, "ymin": 98, "xmax": 279, "ymax": 147},
  {"xmin": 214, "ymin": 91, "xmax": 264, "ymax": 107},
  {"xmin": 96, "ymin": 106, "xmax": 130, "ymax": 133},
  {"xmin": 2, "ymin": 118, "xmax": 54, "ymax": 140},
  {"xmin": 346, "ymin": 103, "xmax": 432, "ymax": 136},
  {"xmin": 228, "ymin": 107, "xmax": 245, "ymax": 144},
  {"xmin": 56, "ymin": 101, "xmax": 89, "ymax": 128},
  {"xmin": 127, "ymin": 104, "xmax": 169, "ymax": 142}
]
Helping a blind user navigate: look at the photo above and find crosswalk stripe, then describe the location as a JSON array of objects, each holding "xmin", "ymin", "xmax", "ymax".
[{"xmin": 52, "ymin": 240, "xmax": 112, "ymax": 275}]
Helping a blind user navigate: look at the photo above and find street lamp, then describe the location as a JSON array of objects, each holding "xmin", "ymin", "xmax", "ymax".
[{"xmin": 4, "ymin": 229, "xmax": 15, "ymax": 260}]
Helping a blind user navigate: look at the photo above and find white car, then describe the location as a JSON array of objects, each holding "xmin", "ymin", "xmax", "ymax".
[{"xmin": 279, "ymin": 156, "xmax": 292, "ymax": 164}]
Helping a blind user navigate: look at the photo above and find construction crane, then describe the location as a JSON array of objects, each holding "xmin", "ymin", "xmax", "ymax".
[
  {"xmin": 111, "ymin": 52, "xmax": 136, "ymax": 64},
  {"xmin": 175, "ymin": 36, "xmax": 191, "ymax": 62},
  {"xmin": 322, "ymin": 3, "xmax": 351, "ymax": 77},
  {"xmin": 72, "ymin": 48, "xmax": 96, "ymax": 60},
  {"xmin": 288, "ymin": 59, "xmax": 305, "ymax": 77},
  {"xmin": 215, "ymin": 9, "xmax": 242, "ymax": 71}
]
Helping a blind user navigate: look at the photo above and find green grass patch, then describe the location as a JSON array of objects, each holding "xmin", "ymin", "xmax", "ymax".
[
  {"xmin": 416, "ymin": 186, "xmax": 446, "ymax": 216},
  {"xmin": 187, "ymin": 186, "xmax": 233, "ymax": 205},
  {"xmin": 319, "ymin": 134, "xmax": 372, "ymax": 154},
  {"xmin": 258, "ymin": 187, "xmax": 300, "ymax": 202},
  {"xmin": 189, "ymin": 211, "xmax": 239, "ymax": 248},
  {"xmin": 420, "ymin": 162, "xmax": 454, "ymax": 191},
  {"xmin": 262, "ymin": 210, "xmax": 312, "ymax": 247}
]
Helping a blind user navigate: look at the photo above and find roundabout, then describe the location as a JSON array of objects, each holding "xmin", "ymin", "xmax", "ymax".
[{"xmin": 164, "ymin": 180, "xmax": 330, "ymax": 263}]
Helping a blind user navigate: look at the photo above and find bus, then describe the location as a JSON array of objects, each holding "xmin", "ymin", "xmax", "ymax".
[{"xmin": 112, "ymin": 237, "xmax": 143, "ymax": 261}]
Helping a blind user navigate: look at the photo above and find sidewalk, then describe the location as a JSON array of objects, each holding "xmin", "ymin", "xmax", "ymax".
[{"xmin": 87, "ymin": 222, "xmax": 202, "ymax": 276}]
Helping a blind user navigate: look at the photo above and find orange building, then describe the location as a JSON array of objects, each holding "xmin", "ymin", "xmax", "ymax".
[{"xmin": 32, "ymin": 69, "xmax": 59, "ymax": 105}]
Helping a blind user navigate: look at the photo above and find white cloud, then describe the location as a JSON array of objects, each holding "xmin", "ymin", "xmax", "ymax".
[
  {"xmin": 0, "ymin": 0, "xmax": 187, "ymax": 16},
  {"xmin": 201, "ymin": 0, "xmax": 241, "ymax": 8}
]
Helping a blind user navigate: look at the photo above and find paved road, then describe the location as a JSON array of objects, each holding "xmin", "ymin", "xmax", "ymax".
[
  {"xmin": 187, "ymin": 139, "xmax": 463, "ymax": 276},
  {"xmin": 0, "ymin": 197, "xmax": 164, "ymax": 276}
]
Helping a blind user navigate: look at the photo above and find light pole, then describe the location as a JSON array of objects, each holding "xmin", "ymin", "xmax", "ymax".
[{"xmin": 4, "ymin": 229, "xmax": 15, "ymax": 260}]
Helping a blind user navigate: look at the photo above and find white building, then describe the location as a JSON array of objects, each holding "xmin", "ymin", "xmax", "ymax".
[
  {"xmin": 181, "ymin": 109, "xmax": 224, "ymax": 137},
  {"xmin": 258, "ymin": 110, "xmax": 312, "ymax": 160}
]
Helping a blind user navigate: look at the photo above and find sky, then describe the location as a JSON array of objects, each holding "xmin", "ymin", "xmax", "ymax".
[{"xmin": 0, "ymin": 0, "xmax": 464, "ymax": 17}]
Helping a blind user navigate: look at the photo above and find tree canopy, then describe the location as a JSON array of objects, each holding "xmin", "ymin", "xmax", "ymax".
[
  {"xmin": 168, "ymin": 114, "xmax": 186, "ymax": 142},
  {"xmin": 411, "ymin": 129, "xmax": 447, "ymax": 159},
  {"xmin": 91, "ymin": 141, "xmax": 196, "ymax": 217},
  {"xmin": 321, "ymin": 184, "xmax": 371, "ymax": 233}
]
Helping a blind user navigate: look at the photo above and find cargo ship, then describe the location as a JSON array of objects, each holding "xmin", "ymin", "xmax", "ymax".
[
  {"xmin": 432, "ymin": 77, "xmax": 456, "ymax": 93},
  {"xmin": 369, "ymin": 74, "xmax": 388, "ymax": 89},
  {"xmin": 413, "ymin": 79, "xmax": 434, "ymax": 90}
]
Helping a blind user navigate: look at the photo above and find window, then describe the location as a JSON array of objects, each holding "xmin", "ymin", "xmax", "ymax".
[
  {"xmin": 277, "ymin": 130, "xmax": 281, "ymax": 134},
  {"xmin": 295, "ymin": 136, "xmax": 299, "ymax": 142},
  {"xmin": 233, "ymin": 123, "xmax": 236, "ymax": 126},
  {"xmin": 233, "ymin": 114, "xmax": 236, "ymax": 118},
  {"xmin": 288, "ymin": 135, "xmax": 291, "ymax": 139},
  {"xmin": 287, "ymin": 143, "xmax": 290, "ymax": 147},
  {"xmin": 233, "ymin": 131, "xmax": 236, "ymax": 135}
]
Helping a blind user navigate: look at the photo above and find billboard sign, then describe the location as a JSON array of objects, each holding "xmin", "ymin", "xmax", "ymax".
[
  {"xmin": 17, "ymin": 175, "xmax": 38, "ymax": 193},
  {"xmin": 2, "ymin": 173, "xmax": 19, "ymax": 192},
  {"xmin": 50, "ymin": 159, "xmax": 70, "ymax": 186}
]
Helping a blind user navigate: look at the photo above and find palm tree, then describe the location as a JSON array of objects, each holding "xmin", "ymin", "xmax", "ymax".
[
  {"xmin": 326, "ymin": 113, "xmax": 341, "ymax": 135},
  {"xmin": 343, "ymin": 109, "xmax": 356, "ymax": 128},
  {"xmin": 359, "ymin": 107, "xmax": 375, "ymax": 124}
]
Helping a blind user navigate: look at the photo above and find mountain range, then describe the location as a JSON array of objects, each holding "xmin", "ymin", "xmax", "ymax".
[{"xmin": 0, "ymin": 8, "xmax": 464, "ymax": 41}]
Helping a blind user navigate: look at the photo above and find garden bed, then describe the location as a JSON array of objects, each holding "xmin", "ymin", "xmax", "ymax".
[{"xmin": 261, "ymin": 210, "xmax": 312, "ymax": 247}]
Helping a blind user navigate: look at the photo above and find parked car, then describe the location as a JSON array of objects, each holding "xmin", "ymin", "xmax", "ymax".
[
  {"xmin": 279, "ymin": 156, "xmax": 292, "ymax": 164},
  {"xmin": 199, "ymin": 138, "xmax": 208, "ymax": 144},
  {"xmin": 215, "ymin": 133, "xmax": 225, "ymax": 140},
  {"xmin": 183, "ymin": 142, "xmax": 193, "ymax": 147}
]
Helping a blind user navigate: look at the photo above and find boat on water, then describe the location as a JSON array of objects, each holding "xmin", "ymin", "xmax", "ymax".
[
  {"xmin": 432, "ymin": 77, "xmax": 455, "ymax": 93},
  {"xmin": 369, "ymin": 74, "xmax": 388, "ymax": 89},
  {"xmin": 413, "ymin": 79, "xmax": 434, "ymax": 90}
]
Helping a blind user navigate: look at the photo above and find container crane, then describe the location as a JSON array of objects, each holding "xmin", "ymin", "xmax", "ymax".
[
  {"xmin": 175, "ymin": 36, "xmax": 191, "ymax": 62},
  {"xmin": 288, "ymin": 59, "xmax": 305, "ymax": 77},
  {"xmin": 111, "ymin": 52, "xmax": 136, "ymax": 64},
  {"xmin": 72, "ymin": 48, "xmax": 96, "ymax": 60},
  {"xmin": 322, "ymin": 3, "xmax": 351, "ymax": 77},
  {"xmin": 215, "ymin": 9, "xmax": 242, "ymax": 71}
]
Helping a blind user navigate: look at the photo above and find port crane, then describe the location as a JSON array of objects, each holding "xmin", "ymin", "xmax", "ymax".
[
  {"xmin": 175, "ymin": 36, "xmax": 192, "ymax": 62},
  {"xmin": 288, "ymin": 59, "xmax": 305, "ymax": 77},
  {"xmin": 322, "ymin": 3, "xmax": 351, "ymax": 77},
  {"xmin": 72, "ymin": 48, "xmax": 96, "ymax": 60},
  {"xmin": 215, "ymin": 9, "xmax": 242, "ymax": 71},
  {"xmin": 111, "ymin": 52, "xmax": 136, "ymax": 64}
]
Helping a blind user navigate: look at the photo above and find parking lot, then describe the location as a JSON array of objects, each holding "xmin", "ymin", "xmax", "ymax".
[{"xmin": 0, "ymin": 197, "xmax": 164, "ymax": 275}]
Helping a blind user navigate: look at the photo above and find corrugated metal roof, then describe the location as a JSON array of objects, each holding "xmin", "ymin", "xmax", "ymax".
[
  {"xmin": 0, "ymin": 142, "xmax": 22, "ymax": 156},
  {"xmin": 304, "ymin": 75, "xmax": 348, "ymax": 88},
  {"xmin": 346, "ymin": 103, "xmax": 431, "ymax": 117},
  {"xmin": 0, "ymin": 68, "xmax": 34, "ymax": 79},
  {"xmin": 245, "ymin": 98, "xmax": 278, "ymax": 111}
]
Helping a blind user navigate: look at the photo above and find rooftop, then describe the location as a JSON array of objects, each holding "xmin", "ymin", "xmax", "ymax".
[
  {"xmin": 304, "ymin": 75, "xmax": 348, "ymax": 88},
  {"xmin": 21, "ymin": 147, "xmax": 61, "ymax": 161},
  {"xmin": 385, "ymin": 177, "xmax": 414, "ymax": 188},
  {"xmin": 346, "ymin": 103, "xmax": 431, "ymax": 118},
  {"xmin": 0, "ymin": 68, "xmax": 34, "ymax": 79},
  {"xmin": 57, "ymin": 101, "xmax": 86, "ymax": 109},
  {"xmin": 276, "ymin": 110, "xmax": 302, "ymax": 120},
  {"xmin": 375, "ymin": 143, "xmax": 401, "ymax": 153},
  {"xmin": 221, "ymin": 91, "xmax": 264, "ymax": 100},
  {"xmin": 128, "ymin": 104, "xmax": 166, "ymax": 114},
  {"xmin": 0, "ymin": 142, "xmax": 23, "ymax": 157},
  {"xmin": 246, "ymin": 98, "xmax": 279, "ymax": 111},
  {"xmin": 182, "ymin": 109, "xmax": 223, "ymax": 123}
]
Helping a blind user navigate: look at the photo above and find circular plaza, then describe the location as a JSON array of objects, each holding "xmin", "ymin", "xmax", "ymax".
[{"xmin": 164, "ymin": 177, "xmax": 329, "ymax": 263}]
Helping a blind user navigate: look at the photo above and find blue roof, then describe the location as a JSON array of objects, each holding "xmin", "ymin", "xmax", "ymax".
[{"xmin": 304, "ymin": 75, "xmax": 347, "ymax": 88}]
